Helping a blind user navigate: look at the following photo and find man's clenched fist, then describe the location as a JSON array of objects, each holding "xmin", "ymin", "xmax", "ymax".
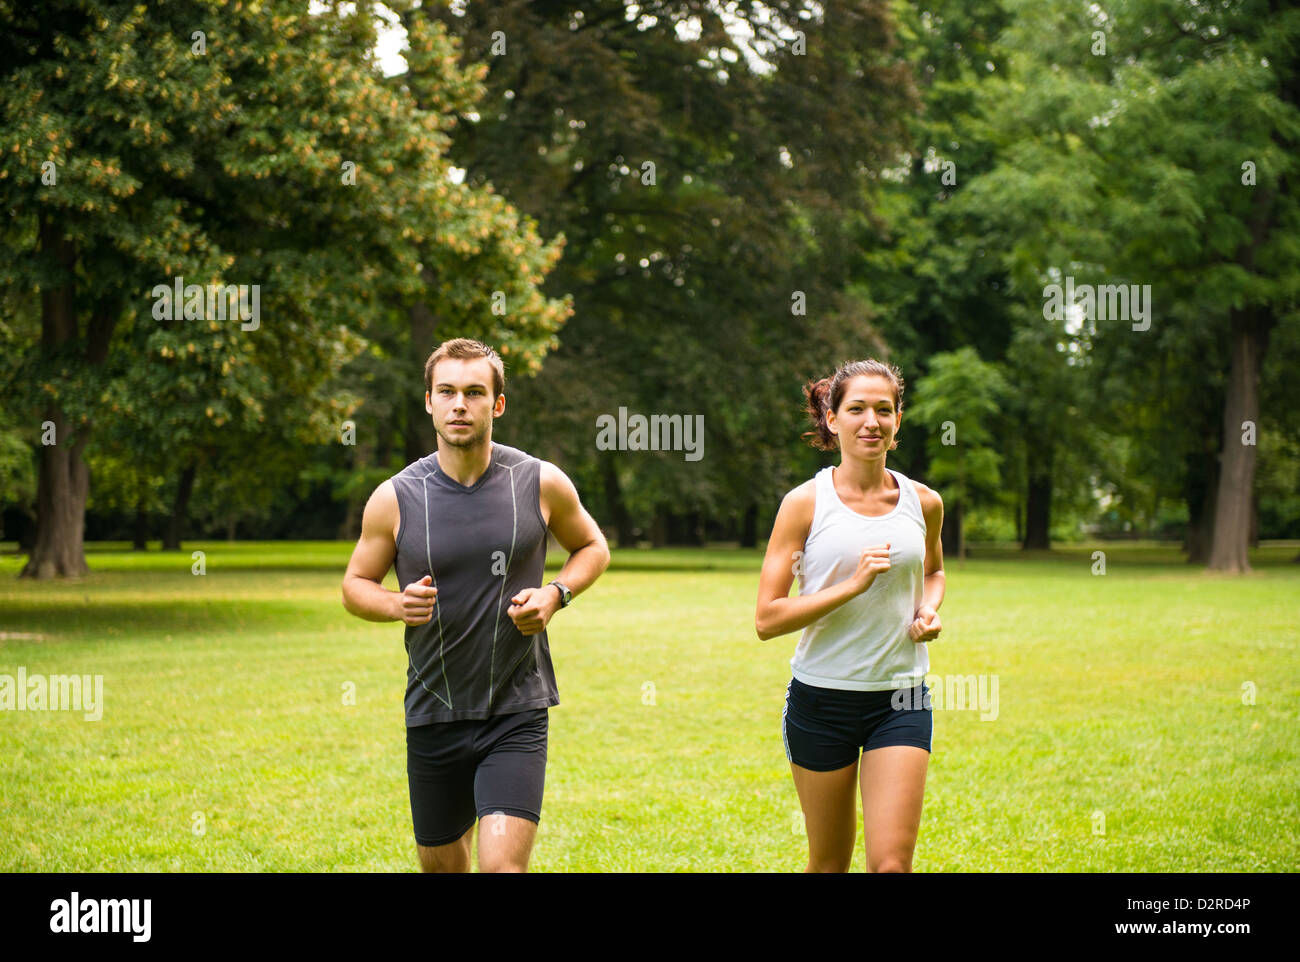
[
  {"xmin": 508, "ymin": 585, "xmax": 561, "ymax": 636},
  {"xmin": 398, "ymin": 575, "xmax": 438, "ymax": 626}
]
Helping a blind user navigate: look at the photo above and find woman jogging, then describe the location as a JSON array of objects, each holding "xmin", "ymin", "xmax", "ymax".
[{"xmin": 755, "ymin": 359, "xmax": 945, "ymax": 873}]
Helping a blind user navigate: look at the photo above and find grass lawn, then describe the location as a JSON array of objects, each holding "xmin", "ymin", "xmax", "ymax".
[{"xmin": 1, "ymin": 540, "xmax": 1296, "ymax": 872}]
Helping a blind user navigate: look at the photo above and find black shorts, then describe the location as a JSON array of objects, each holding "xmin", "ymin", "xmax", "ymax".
[
  {"xmin": 782, "ymin": 676, "xmax": 932, "ymax": 771},
  {"xmin": 406, "ymin": 708, "xmax": 549, "ymax": 847}
]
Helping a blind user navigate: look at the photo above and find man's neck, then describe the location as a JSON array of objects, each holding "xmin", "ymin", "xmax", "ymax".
[{"xmin": 435, "ymin": 438, "xmax": 494, "ymax": 487}]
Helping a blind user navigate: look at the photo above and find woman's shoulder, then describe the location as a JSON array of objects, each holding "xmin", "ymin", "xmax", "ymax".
[
  {"xmin": 774, "ymin": 477, "xmax": 819, "ymax": 529},
  {"xmin": 783, "ymin": 475, "xmax": 820, "ymax": 507},
  {"xmin": 902, "ymin": 474, "xmax": 944, "ymax": 525}
]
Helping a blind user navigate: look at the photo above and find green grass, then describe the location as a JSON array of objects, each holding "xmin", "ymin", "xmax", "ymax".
[{"xmin": 1, "ymin": 540, "xmax": 1297, "ymax": 872}]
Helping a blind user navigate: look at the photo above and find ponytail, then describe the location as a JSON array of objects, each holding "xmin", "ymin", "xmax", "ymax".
[
  {"xmin": 801, "ymin": 377, "xmax": 837, "ymax": 451},
  {"xmin": 800, "ymin": 359, "xmax": 905, "ymax": 452}
]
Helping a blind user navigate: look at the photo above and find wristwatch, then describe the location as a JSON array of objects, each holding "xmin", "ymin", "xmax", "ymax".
[{"xmin": 549, "ymin": 580, "xmax": 572, "ymax": 608}]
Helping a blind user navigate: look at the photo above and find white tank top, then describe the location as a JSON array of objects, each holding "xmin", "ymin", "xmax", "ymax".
[{"xmin": 790, "ymin": 465, "xmax": 929, "ymax": 690}]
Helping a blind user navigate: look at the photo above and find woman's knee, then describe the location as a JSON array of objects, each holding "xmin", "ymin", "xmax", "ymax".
[{"xmin": 868, "ymin": 853, "xmax": 912, "ymax": 873}]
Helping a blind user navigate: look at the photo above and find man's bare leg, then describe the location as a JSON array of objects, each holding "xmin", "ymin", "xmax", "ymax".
[
  {"xmin": 416, "ymin": 823, "xmax": 474, "ymax": 873},
  {"xmin": 476, "ymin": 813, "xmax": 538, "ymax": 873}
]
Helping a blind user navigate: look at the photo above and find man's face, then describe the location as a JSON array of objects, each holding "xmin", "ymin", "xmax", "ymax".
[{"xmin": 426, "ymin": 357, "xmax": 504, "ymax": 449}]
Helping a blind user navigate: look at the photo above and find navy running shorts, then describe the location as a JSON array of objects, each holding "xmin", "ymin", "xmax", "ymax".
[
  {"xmin": 406, "ymin": 708, "xmax": 548, "ymax": 847},
  {"xmin": 782, "ymin": 676, "xmax": 932, "ymax": 771}
]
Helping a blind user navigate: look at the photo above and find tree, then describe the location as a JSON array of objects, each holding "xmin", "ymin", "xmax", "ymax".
[
  {"xmin": 906, "ymin": 346, "xmax": 1009, "ymax": 558},
  {"xmin": 416, "ymin": 0, "xmax": 920, "ymax": 543},
  {"xmin": 953, "ymin": 0, "xmax": 1300, "ymax": 569},
  {"xmin": 0, "ymin": 0, "xmax": 569, "ymax": 575}
]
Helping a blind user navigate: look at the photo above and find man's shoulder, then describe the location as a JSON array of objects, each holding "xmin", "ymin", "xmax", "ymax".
[
  {"xmin": 491, "ymin": 441, "xmax": 540, "ymax": 469},
  {"xmin": 390, "ymin": 453, "xmax": 435, "ymax": 484},
  {"xmin": 388, "ymin": 444, "xmax": 544, "ymax": 486}
]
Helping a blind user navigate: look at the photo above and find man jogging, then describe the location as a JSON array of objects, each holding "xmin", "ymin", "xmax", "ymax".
[{"xmin": 342, "ymin": 337, "xmax": 610, "ymax": 872}]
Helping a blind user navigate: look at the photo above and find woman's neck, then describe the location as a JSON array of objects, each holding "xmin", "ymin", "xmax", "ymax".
[{"xmin": 834, "ymin": 455, "xmax": 890, "ymax": 495}]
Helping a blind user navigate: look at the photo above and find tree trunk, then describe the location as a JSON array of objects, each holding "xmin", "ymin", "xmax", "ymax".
[
  {"xmin": 941, "ymin": 499, "xmax": 960, "ymax": 557},
  {"xmin": 651, "ymin": 506, "xmax": 667, "ymax": 548},
  {"xmin": 1208, "ymin": 167, "xmax": 1278, "ymax": 570},
  {"xmin": 957, "ymin": 460, "xmax": 966, "ymax": 559},
  {"xmin": 339, "ymin": 497, "xmax": 362, "ymax": 543},
  {"xmin": 20, "ymin": 425, "xmax": 90, "ymax": 579},
  {"xmin": 1208, "ymin": 307, "xmax": 1271, "ymax": 572},
  {"xmin": 21, "ymin": 214, "xmax": 88, "ymax": 579},
  {"xmin": 405, "ymin": 267, "xmax": 440, "ymax": 466},
  {"xmin": 1184, "ymin": 449, "xmax": 1218, "ymax": 564},
  {"xmin": 338, "ymin": 430, "xmax": 374, "ymax": 541},
  {"xmin": 226, "ymin": 516, "xmax": 237, "ymax": 542},
  {"xmin": 133, "ymin": 498, "xmax": 149, "ymax": 551},
  {"xmin": 17, "ymin": 509, "xmax": 36, "ymax": 553},
  {"xmin": 602, "ymin": 458, "xmax": 638, "ymax": 548},
  {"xmin": 405, "ymin": 393, "xmax": 437, "ymax": 467},
  {"xmin": 685, "ymin": 510, "xmax": 704, "ymax": 546},
  {"xmin": 1022, "ymin": 445, "xmax": 1053, "ymax": 550},
  {"xmin": 739, "ymin": 502, "xmax": 759, "ymax": 549},
  {"xmin": 164, "ymin": 462, "xmax": 198, "ymax": 551}
]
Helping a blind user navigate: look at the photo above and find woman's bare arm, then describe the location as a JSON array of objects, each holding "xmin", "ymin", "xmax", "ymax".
[{"xmin": 754, "ymin": 482, "xmax": 892, "ymax": 640}]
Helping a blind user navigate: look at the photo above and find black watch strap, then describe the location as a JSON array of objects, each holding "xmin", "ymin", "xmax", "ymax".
[{"xmin": 549, "ymin": 580, "xmax": 572, "ymax": 608}]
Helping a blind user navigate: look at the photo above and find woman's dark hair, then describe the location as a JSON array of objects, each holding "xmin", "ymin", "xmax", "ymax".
[{"xmin": 802, "ymin": 359, "xmax": 905, "ymax": 452}]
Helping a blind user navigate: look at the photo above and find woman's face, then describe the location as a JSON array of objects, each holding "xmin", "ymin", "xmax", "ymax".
[{"xmin": 826, "ymin": 374, "xmax": 899, "ymax": 458}]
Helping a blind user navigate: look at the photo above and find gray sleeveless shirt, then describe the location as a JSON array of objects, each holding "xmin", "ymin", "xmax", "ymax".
[{"xmin": 389, "ymin": 442, "xmax": 559, "ymax": 726}]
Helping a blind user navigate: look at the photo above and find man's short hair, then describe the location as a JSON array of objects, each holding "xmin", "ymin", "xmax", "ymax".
[{"xmin": 424, "ymin": 338, "xmax": 505, "ymax": 400}]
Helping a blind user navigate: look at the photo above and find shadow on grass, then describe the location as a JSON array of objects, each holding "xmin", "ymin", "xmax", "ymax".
[
  {"xmin": 2, "ymin": 541, "xmax": 1296, "ymax": 580},
  {"xmin": 0, "ymin": 598, "xmax": 316, "ymax": 644},
  {"xmin": 960, "ymin": 543, "xmax": 1300, "ymax": 569}
]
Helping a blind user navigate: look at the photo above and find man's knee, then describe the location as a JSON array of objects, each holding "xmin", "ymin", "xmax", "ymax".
[
  {"xmin": 416, "ymin": 828, "xmax": 473, "ymax": 872},
  {"xmin": 417, "ymin": 846, "xmax": 470, "ymax": 873},
  {"xmin": 477, "ymin": 855, "xmax": 528, "ymax": 873},
  {"xmin": 476, "ymin": 812, "xmax": 537, "ymax": 873}
]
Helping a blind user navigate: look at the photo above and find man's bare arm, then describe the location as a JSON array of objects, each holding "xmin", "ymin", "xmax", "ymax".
[
  {"xmin": 506, "ymin": 461, "xmax": 610, "ymax": 634},
  {"xmin": 539, "ymin": 460, "xmax": 611, "ymax": 600},
  {"xmin": 342, "ymin": 480, "xmax": 423, "ymax": 623}
]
